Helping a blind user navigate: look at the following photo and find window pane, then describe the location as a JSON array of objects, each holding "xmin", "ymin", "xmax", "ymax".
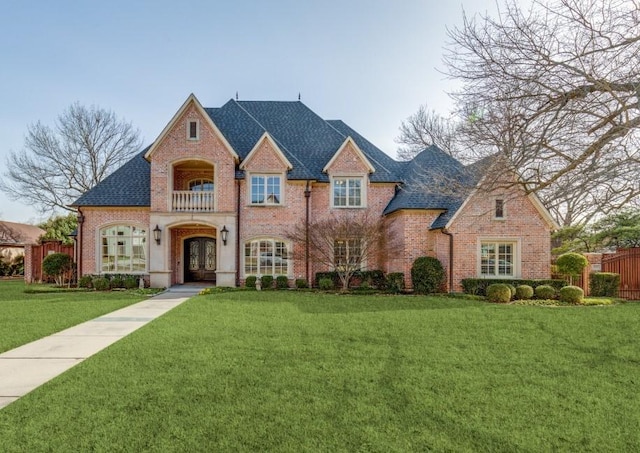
[
  {"xmin": 100, "ymin": 225, "xmax": 147, "ymax": 273},
  {"xmin": 333, "ymin": 179, "xmax": 346, "ymax": 206},
  {"xmin": 480, "ymin": 243, "xmax": 495, "ymax": 275},
  {"xmin": 266, "ymin": 176, "xmax": 280, "ymax": 204},
  {"xmin": 251, "ymin": 176, "xmax": 265, "ymax": 204},
  {"xmin": 495, "ymin": 199, "xmax": 505, "ymax": 218},
  {"xmin": 348, "ymin": 179, "xmax": 361, "ymax": 206}
]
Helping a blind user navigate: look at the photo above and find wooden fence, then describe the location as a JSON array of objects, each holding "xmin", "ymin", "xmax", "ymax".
[
  {"xmin": 25, "ymin": 241, "xmax": 75, "ymax": 283},
  {"xmin": 602, "ymin": 248, "xmax": 640, "ymax": 300}
]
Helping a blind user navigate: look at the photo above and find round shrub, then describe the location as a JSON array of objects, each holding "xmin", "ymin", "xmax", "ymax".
[
  {"xmin": 506, "ymin": 284, "xmax": 516, "ymax": 299},
  {"xmin": 42, "ymin": 252, "xmax": 73, "ymax": 285},
  {"xmin": 276, "ymin": 276, "xmax": 289, "ymax": 289},
  {"xmin": 93, "ymin": 277, "xmax": 111, "ymax": 291},
  {"xmin": 124, "ymin": 276, "xmax": 139, "ymax": 289},
  {"xmin": 515, "ymin": 285, "xmax": 534, "ymax": 300},
  {"xmin": 245, "ymin": 276, "xmax": 257, "ymax": 288},
  {"xmin": 556, "ymin": 253, "xmax": 588, "ymax": 284},
  {"xmin": 261, "ymin": 275, "xmax": 274, "ymax": 289},
  {"xmin": 486, "ymin": 283, "xmax": 512, "ymax": 303},
  {"xmin": 386, "ymin": 272, "xmax": 405, "ymax": 294},
  {"xmin": 78, "ymin": 274, "xmax": 93, "ymax": 289},
  {"xmin": 318, "ymin": 278, "xmax": 334, "ymax": 290},
  {"xmin": 411, "ymin": 257, "xmax": 446, "ymax": 294},
  {"xmin": 295, "ymin": 278, "xmax": 309, "ymax": 289},
  {"xmin": 110, "ymin": 275, "xmax": 125, "ymax": 289},
  {"xmin": 559, "ymin": 285, "xmax": 584, "ymax": 304},
  {"xmin": 535, "ymin": 285, "xmax": 556, "ymax": 300}
]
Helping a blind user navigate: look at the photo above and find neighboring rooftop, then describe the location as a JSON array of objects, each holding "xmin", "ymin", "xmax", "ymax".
[{"xmin": 0, "ymin": 221, "xmax": 45, "ymax": 246}]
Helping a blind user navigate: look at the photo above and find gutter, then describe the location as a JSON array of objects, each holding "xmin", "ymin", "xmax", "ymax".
[
  {"xmin": 304, "ymin": 180, "xmax": 311, "ymax": 284},
  {"xmin": 236, "ymin": 179, "xmax": 241, "ymax": 287},
  {"xmin": 77, "ymin": 208, "xmax": 85, "ymax": 279},
  {"xmin": 441, "ymin": 228, "xmax": 454, "ymax": 293}
]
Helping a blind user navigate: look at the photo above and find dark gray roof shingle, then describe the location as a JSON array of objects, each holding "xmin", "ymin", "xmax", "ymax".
[{"xmin": 73, "ymin": 100, "xmax": 485, "ymax": 225}]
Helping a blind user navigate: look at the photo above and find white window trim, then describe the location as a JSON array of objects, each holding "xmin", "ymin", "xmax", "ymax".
[
  {"xmin": 477, "ymin": 237, "xmax": 521, "ymax": 279},
  {"xmin": 493, "ymin": 197, "xmax": 506, "ymax": 220},
  {"xmin": 330, "ymin": 175, "xmax": 367, "ymax": 208},
  {"xmin": 187, "ymin": 119, "xmax": 200, "ymax": 141},
  {"xmin": 97, "ymin": 223, "xmax": 149, "ymax": 274},
  {"xmin": 247, "ymin": 173, "xmax": 285, "ymax": 206},
  {"xmin": 242, "ymin": 237, "xmax": 292, "ymax": 278}
]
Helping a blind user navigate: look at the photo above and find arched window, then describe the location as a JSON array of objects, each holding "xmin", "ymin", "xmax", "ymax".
[
  {"xmin": 100, "ymin": 225, "xmax": 147, "ymax": 273},
  {"xmin": 244, "ymin": 239, "xmax": 289, "ymax": 276},
  {"xmin": 189, "ymin": 178, "xmax": 214, "ymax": 192}
]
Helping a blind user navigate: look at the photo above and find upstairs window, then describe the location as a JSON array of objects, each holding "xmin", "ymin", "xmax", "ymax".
[
  {"xmin": 494, "ymin": 198, "xmax": 505, "ymax": 219},
  {"xmin": 187, "ymin": 120, "xmax": 199, "ymax": 140},
  {"xmin": 332, "ymin": 177, "xmax": 363, "ymax": 207},
  {"xmin": 250, "ymin": 175, "xmax": 281, "ymax": 205}
]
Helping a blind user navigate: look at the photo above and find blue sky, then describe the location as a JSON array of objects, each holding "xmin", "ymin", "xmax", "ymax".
[{"xmin": 0, "ymin": 0, "xmax": 500, "ymax": 223}]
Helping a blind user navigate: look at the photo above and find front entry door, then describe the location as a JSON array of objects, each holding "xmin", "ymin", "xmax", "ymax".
[{"xmin": 184, "ymin": 237, "xmax": 216, "ymax": 282}]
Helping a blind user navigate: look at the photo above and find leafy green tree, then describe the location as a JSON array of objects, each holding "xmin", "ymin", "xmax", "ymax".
[
  {"xmin": 42, "ymin": 252, "xmax": 73, "ymax": 287},
  {"xmin": 556, "ymin": 253, "xmax": 588, "ymax": 286},
  {"xmin": 38, "ymin": 213, "xmax": 78, "ymax": 245},
  {"xmin": 591, "ymin": 210, "xmax": 640, "ymax": 249}
]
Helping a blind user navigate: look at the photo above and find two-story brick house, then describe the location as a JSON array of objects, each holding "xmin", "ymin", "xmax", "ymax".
[{"xmin": 71, "ymin": 94, "xmax": 557, "ymax": 289}]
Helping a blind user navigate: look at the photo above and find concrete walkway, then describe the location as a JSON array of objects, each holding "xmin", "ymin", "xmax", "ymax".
[{"xmin": 0, "ymin": 285, "xmax": 207, "ymax": 410}]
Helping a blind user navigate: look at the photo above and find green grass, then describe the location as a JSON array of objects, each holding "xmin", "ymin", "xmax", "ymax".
[
  {"xmin": 0, "ymin": 280, "xmax": 157, "ymax": 353},
  {"xmin": 1, "ymin": 290, "xmax": 640, "ymax": 451}
]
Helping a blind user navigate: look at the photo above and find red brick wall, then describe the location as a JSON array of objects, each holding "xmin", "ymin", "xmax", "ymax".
[
  {"xmin": 79, "ymin": 207, "xmax": 150, "ymax": 276},
  {"xmin": 149, "ymin": 102, "xmax": 237, "ymax": 213},
  {"xmin": 448, "ymin": 188, "xmax": 552, "ymax": 290}
]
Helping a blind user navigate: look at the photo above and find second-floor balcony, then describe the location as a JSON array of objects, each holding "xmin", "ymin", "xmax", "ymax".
[{"xmin": 172, "ymin": 190, "xmax": 215, "ymax": 212}]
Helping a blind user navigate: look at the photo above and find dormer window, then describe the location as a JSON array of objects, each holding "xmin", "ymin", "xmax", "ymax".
[
  {"xmin": 250, "ymin": 174, "xmax": 282, "ymax": 205},
  {"xmin": 187, "ymin": 120, "xmax": 199, "ymax": 141}
]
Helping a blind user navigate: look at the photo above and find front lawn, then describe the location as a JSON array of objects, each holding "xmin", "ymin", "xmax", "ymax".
[
  {"xmin": 1, "ymin": 290, "xmax": 639, "ymax": 451},
  {"xmin": 0, "ymin": 280, "xmax": 156, "ymax": 353}
]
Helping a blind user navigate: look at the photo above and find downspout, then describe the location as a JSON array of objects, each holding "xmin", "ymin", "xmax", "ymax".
[
  {"xmin": 235, "ymin": 179, "xmax": 241, "ymax": 287},
  {"xmin": 441, "ymin": 228, "xmax": 454, "ymax": 293},
  {"xmin": 77, "ymin": 208, "xmax": 84, "ymax": 279},
  {"xmin": 304, "ymin": 181, "xmax": 311, "ymax": 284}
]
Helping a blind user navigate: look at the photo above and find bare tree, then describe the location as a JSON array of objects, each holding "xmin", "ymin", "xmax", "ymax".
[
  {"xmin": 396, "ymin": 105, "xmax": 463, "ymax": 161},
  {"xmin": 1, "ymin": 103, "xmax": 142, "ymax": 214},
  {"xmin": 286, "ymin": 211, "xmax": 393, "ymax": 291},
  {"xmin": 402, "ymin": 0, "xmax": 640, "ymax": 225}
]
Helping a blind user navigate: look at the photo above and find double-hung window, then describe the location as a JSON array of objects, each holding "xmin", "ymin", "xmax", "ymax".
[
  {"xmin": 332, "ymin": 177, "xmax": 363, "ymax": 207},
  {"xmin": 250, "ymin": 175, "xmax": 281, "ymax": 205},
  {"xmin": 480, "ymin": 241, "xmax": 516, "ymax": 277},
  {"xmin": 334, "ymin": 239, "xmax": 362, "ymax": 270}
]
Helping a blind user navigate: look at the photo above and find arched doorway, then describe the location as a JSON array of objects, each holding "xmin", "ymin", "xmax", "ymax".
[{"xmin": 184, "ymin": 237, "xmax": 216, "ymax": 282}]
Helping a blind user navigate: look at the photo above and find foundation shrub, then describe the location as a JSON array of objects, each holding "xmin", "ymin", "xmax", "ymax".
[
  {"xmin": 245, "ymin": 276, "xmax": 257, "ymax": 289},
  {"xmin": 78, "ymin": 275, "xmax": 93, "ymax": 289},
  {"xmin": 411, "ymin": 257, "xmax": 446, "ymax": 294},
  {"xmin": 535, "ymin": 285, "xmax": 557, "ymax": 300},
  {"xmin": 93, "ymin": 277, "xmax": 111, "ymax": 291},
  {"xmin": 295, "ymin": 278, "xmax": 309, "ymax": 289},
  {"xmin": 275, "ymin": 276, "xmax": 289, "ymax": 289},
  {"xmin": 559, "ymin": 285, "xmax": 584, "ymax": 304},
  {"xmin": 260, "ymin": 275, "xmax": 274, "ymax": 289},
  {"xmin": 515, "ymin": 285, "xmax": 534, "ymax": 300},
  {"xmin": 461, "ymin": 279, "xmax": 566, "ymax": 296},
  {"xmin": 318, "ymin": 278, "xmax": 334, "ymax": 291},
  {"xmin": 486, "ymin": 284, "xmax": 512, "ymax": 303},
  {"xmin": 386, "ymin": 273, "xmax": 405, "ymax": 293}
]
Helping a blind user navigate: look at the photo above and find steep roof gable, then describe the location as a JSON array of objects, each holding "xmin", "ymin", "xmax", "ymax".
[
  {"xmin": 145, "ymin": 94, "xmax": 238, "ymax": 162},
  {"xmin": 322, "ymin": 136, "xmax": 375, "ymax": 174},
  {"xmin": 239, "ymin": 132, "xmax": 293, "ymax": 171}
]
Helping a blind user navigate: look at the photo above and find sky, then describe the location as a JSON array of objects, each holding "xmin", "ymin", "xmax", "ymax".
[{"xmin": 0, "ymin": 0, "xmax": 502, "ymax": 224}]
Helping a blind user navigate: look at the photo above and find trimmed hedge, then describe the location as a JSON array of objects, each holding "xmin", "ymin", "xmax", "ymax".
[
  {"xmin": 275, "ymin": 276, "xmax": 289, "ymax": 289},
  {"xmin": 245, "ymin": 276, "xmax": 257, "ymax": 289},
  {"xmin": 386, "ymin": 272, "xmax": 405, "ymax": 293},
  {"xmin": 318, "ymin": 278, "xmax": 334, "ymax": 290},
  {"xmin": 535, "ymin": 285, "xmax": 557, "ymax": 300},
  {"xmin": 515, "ymin": 285, "xmax": 534, "ymax": 300},
  {"xmin": 559, "ymin": 285, "xmax": 584, "ymax": 304},
  {"xmin": 315, "ymin": 270, "xmax": 386, "ymax": 289},
  {"xmin": 411, "ymin": 257, "xmax": 446, "ymax": 294},
  {"xmin": 461, "ymin": 278, "xmax": 566, "ymax": 296},
  {"xmin": 590, "ymin": 272, "xmax": 620, "ymax": 297},
  {"xmin": 486, "ymin": 284, "xmax": 512, "ymax": 303},
  {"xmin": 260, "ymin": 275, "xmax": 274, "ymax": 289},
  {"xmin": 295, "ymin": 278, "xmax": 309, "ymax": 289}
]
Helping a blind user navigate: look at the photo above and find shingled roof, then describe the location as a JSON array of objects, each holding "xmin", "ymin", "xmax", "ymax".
[{"xmin": 72, "ymin": 99, "xmax": 485, "ymax": 226}]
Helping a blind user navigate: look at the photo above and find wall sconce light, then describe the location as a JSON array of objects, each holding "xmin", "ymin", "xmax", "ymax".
[
  {"xmin": 220, "ymin": 225, "xmax": 229, "ymax": 246},
  {"xmin": 153, "ymin": 224, "xmax": 162, "ymax": 245}
]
